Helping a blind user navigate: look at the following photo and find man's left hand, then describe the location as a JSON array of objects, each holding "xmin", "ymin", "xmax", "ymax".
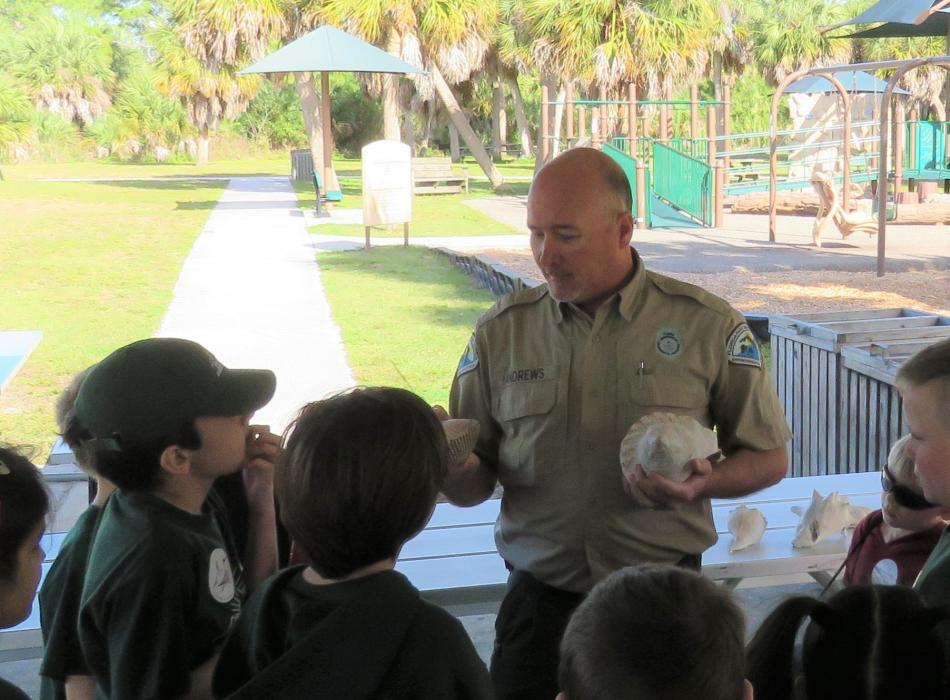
[{"xmin": 623, "ymin": 458, "xmax": 713, "ymax": 508}]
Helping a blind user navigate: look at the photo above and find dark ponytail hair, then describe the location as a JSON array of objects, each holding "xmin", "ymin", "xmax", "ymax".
[
  {"xmin": 0, "ymin": 446, "xmax": 49, "ymax": 581},
  {"xmin": 747, "ymin": 585, "xmax": 949, "ymax": 700}
]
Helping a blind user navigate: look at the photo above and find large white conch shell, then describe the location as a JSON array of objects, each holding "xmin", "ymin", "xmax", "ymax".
[
  {"xmin": 620, "ymin": 412, "xmax": 719, "ymax": 481},
  {"xmin": 791, "ymin": 490, "xmax": 871, "ymax": 549},
  {"xmin": 728, "ymin": 505, "xmax": 767, "ymax": 552},
  {"xmin": 443, "ymin": 418, "xmax": 480, "ymax": 468}
]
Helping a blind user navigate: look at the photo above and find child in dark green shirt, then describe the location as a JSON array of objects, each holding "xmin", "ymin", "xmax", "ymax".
[
  {"xmin": 213, "ymin": 387, "xmax": 492, "ymax": 700},
  {"xmin": 69, "ymin": 338, "xmax": 280, "ymax": 699}
]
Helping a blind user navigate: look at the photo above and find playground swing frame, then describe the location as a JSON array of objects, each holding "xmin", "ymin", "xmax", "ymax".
[{"xmin": 769, "ymin": 57, "xmax": 950, "ymax": 277}]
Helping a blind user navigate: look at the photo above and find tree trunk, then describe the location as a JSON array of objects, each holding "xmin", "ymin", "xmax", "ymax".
[
  {"xmin": 431, "ymin": 64, "xmax": 504, "ymax": 189},
  {"xmin": 449, "ymin": 121, "xmax": 460, "ymax": 161},
  {"xmin": 383, "ymin": 30, "xmax": 402, "ymax": 140},
  {"xmin": 421, "ymin": 100, "xmax": 436, "ymax": 151},
  {"xmin": 508, "ymin": 77, "xmax": 533, "ymax": 158},
  {"xmin": 197, "ymin": 124, "xmax": 210, "ymax": 165},
  {"xmin": 492, "ymin": 78, "xmax": 505, "ymax": 162},
  {"xmin": 295, "ymin": 72, "xmax": 324, "ymax": 174}
]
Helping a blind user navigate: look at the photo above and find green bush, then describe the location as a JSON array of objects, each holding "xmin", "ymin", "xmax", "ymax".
[{"xmin": 234, "ymin": 80, "xmax": 305, "ymax": 149}]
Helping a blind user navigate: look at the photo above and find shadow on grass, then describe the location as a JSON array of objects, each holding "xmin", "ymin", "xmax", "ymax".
[{"xmin": 89, "ymin": 179, "xmax": 227, "ymax": 191}]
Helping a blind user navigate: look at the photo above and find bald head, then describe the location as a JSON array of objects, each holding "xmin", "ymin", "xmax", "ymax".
[
  {"xmin": 531, "ymin": 148, "xmax": 633, "ymax": 214},
  {"xmin": 526, "ymin": 147, "xmax": 636, "ymax": 314}
]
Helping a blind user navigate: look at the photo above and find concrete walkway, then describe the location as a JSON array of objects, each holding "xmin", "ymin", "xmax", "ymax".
[{"xmin": 159, "ymin": 176, "xmax": 354, "ymax": 432}]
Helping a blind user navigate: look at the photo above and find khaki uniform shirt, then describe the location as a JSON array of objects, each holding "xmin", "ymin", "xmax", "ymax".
[{"xmin": 450, "ymin": 254, "xmax": 792, "ymax": 593}]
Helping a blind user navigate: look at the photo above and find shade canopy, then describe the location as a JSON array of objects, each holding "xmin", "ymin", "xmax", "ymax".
[
  {"xmin": 786, "ymin": 70, "xmax": 910, "ymax": 94},
  {"xmin": 239, "ymin": 25, "xmax": 425, "ymax": 76},
  {"xmin": 825, "ymin": 0, "xmax": 950, "ymax": 39}
]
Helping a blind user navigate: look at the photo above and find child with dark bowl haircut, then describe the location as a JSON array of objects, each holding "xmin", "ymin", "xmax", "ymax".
[
  {"xmin": 212, "ymin": 387, "xmax": 493, "ymax": 700},
  {"xmin": 558, "ymin": 565, "xmax": 751, "ymax": 700},
  {"xmin": 72, "ymin": 338, "xmax": 280, "ymax": 700}
]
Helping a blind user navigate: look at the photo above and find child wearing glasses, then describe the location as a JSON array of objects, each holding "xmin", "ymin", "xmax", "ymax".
[{"xmin": 843, "ymin": 434, "xmax": 949, "ymax": 586}]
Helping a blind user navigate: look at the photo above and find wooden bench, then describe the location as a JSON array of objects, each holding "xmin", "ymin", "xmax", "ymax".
[
  {"xmin": 395, "ymin": 471, "xmax": 882, "ymax": 616},
  {"xmin": 412, "ymin": 157, "xmax": 469, "ymax": 195}
]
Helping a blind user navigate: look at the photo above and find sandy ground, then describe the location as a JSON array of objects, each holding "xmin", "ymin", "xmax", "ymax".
[{"xmin": 474, "ymin": 250, "xmax": 950, "ymax": 317}]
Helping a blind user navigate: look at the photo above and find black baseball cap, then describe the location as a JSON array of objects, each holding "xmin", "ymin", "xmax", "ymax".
[{"xmin": 74, "ymin": 338, "xmax": 276, "ymax": 451}]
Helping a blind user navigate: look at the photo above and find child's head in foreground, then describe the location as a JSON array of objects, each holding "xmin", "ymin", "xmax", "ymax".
[
  {"xmin": 746, "ymin": 584, "xmax": 949, "ymax": 700},
  {"xmin": 277, "ymin": 386, "xmax": 447, "ymax": 581},
  {"xmin": 895, "ymin": 337, "xmax": 950, "ymax": 507},
  {"xmin": 64, "ymin": 337, "xmax": 276, "ymax": 492},
  {"xmin": 0, "ymin": 446, "xmax": 49, "ymax": 628},
  {"xmin": 557, "ymin": 564, "xmax": 750, "ymax": 700},
  {"xmin": 880, "ymin": 434, "xmax": 949, "ymax": 532}
]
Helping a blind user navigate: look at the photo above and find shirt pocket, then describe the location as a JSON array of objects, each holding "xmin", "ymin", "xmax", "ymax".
[
  {"xmin": 492, "ymin": 378, "xmax": 558, "ymax": 487},
  {"xmin": 618, "ymin": 373, "xmax": 711, "ymax": 437}
]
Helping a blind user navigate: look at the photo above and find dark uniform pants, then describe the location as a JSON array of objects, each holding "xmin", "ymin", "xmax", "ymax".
[{"xmin": 490, "ymin": 555, "xmax": 702, "ymax": 700}]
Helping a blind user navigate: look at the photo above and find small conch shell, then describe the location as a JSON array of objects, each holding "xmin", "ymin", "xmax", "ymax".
[
  {"xmin": 728, "ymin": 505, "xmax": 767, "ymax": 552},
  {"xmin": 791, "ymin": 490, "xmax": 871, "ymax": 549},
  {"xmin": 443, "ymin": 418, "xmax": 480, "ymax": 467},
  {"xmin": 620, "ymin": 412, "xmax": 719, "ymax": 481}
]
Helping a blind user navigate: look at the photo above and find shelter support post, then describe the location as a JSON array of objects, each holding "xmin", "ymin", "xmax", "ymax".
[
  {"xmin": 628, "ymin": 84, "xmax": 638, "ymax": 157},
  {"xmin": 723, "ymin": 84, "xmax": 732, "ymax": 171},
  {"xmin": 321, "ymin": 72, "xmax": 334, "ymax": 196},
  {"xmin": 894, "ymin": 102, "xmax": 905, "ymax": 205},
  {"xmin": 714, "ymin": 159, "xmax": 725, "ymax": 228},
  {"xmin": 566, "ymin": 83, "xmax": 574, "ymax": 143},
  {"xmin": 541, "ymin": 84, "xmax": 550, "ymax": 163},
  {"xmin": 636, "ymin": 159, "xmax": 647, "ymax": 230}
]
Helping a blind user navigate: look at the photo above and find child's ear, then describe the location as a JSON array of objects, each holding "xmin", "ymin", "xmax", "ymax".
[
  {"xmin": 555, "ymin": 693, "xmax": 568, "ymax": 700},
  {"xmin": 743, "ymin": 679, "xmax": 754, "ymax": 700},
  {"xmin": 159, "ymin": 444, "xmax": 192, "ymax": 476}
]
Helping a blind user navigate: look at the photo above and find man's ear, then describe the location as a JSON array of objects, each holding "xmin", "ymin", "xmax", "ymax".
[
  {"xmin": 742, "ymin": 678, "xmax": 754, "ymax": 700},
  {"xmin": 159, "ymin": 444, "xmax": 191, "ymax": 477},
  {"xmin": 617, "ymin": 211, "xmax": 634, "ymax": 249}
]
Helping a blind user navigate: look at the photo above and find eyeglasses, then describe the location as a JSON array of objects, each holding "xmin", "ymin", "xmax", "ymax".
[{"xmin": 881, "ymin": 464, "xmax": 940, "ymax": 511}]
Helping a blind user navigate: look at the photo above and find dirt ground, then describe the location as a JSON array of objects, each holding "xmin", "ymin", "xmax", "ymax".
[{"xmin": 475, "ymin": 250, "xmax": 950, "ymax": 317}]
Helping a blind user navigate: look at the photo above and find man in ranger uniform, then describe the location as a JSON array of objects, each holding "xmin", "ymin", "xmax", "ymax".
[{"xmin": 447, "ymin": 147, "xmax": 792, "ymax": 700}]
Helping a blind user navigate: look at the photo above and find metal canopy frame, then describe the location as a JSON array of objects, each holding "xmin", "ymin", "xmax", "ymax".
[{"xmin": 769, "ymin": 56, "xmax": 950, "ymax": 276}]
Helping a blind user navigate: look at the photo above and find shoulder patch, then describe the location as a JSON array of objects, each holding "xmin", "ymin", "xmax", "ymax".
[
  {"xmin": 726, "ymin": 323, "xmax": 763, "ymax": 368},
  {"xmin": 456, "ymin": 335, "xmax": 479, "ymax": 378}
]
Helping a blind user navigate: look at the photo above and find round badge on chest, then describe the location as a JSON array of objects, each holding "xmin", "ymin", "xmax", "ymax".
[{"xmin": 656, "ymin": 327, "xmax": 682, "ymax": 358}]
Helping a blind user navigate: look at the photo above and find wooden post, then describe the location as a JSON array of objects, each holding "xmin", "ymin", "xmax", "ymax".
[
  {"xmin": 403, "ymin": 222, "xmax": 409, "ymax": 246},
  {"xmin": 320, "ymin": 72, "xmax": 334, "ymax": 195},
  {"xmin": 364, "ymin": 226, "xmax": 371, "ymax": 250},
  {"xmin": 689, "ymin": 85, "xmax": 699, "ymax": 154},
  {"xmin": 723, "ymin": 84, "xmax": 732, "ymax": 170},
  {"xmin": 579, "ymin": 105, "xmax": 586, "ymax": 140},
  {"xmin": 566, "ymin": 83, "xmax": 575, "ymax": 142},
  {"xmin": 707, "ymin": 107, "xmax": 717, "ymax": 167},
  {"xmin": 628, "ymin": 83, "xmax": 638, "ymax": 157},
  {"xmin": 659, "ymin": 101, "xmax": 669, "ymax": 143},
  {"xmin": 599, "ymin": 85, "xmax": 608, "ymax": 145},
  {"xmin": 908, "ymin": 107, "xmax": 918, "ymax": 191},
  {"xmin": 714, "ymin": 159, "xmax": 725, "ymax": 228},
  {"xmin": 541, "ymin": 84, "xmax": 550, "ymax": 163},
  {"xmin": 894, "ymin": 102, "xmax": 905, "ymax": 205},
  {"xmin": 636, "ymin": 159, "xmax": 648, "ymax": 229}
]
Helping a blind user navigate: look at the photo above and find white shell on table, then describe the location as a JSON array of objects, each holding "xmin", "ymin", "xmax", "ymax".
[
  {"xmin": 443, "ymin": 418, "xmax": 480, "ymax": 467},
  {"xmin": 619, "ymin": 412, "xmax": 719, "ymax": 481},
  {"xmin": 728, "ymin": 505, "xmax": 767, "ymax": 552},
  {"xmin": 791, "ymin": 490, "xmax": 872, "ymax": 549}
]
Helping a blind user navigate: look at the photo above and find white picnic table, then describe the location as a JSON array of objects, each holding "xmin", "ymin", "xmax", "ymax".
[{"xmin": 396, "ymin": 471, "xmax": 882, "ymax": 615}]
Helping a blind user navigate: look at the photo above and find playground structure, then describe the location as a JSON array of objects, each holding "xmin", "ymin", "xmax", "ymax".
[
  {"xmin": 771, "ymin": 57, "xmax": 950, "ymax": 276},
  {"xmin": 538, "ymin": 64, "xmax": 950, "ymax": 272}
]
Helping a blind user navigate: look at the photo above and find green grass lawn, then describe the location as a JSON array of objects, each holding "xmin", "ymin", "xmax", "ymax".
[
  {"xmin": 317, "ymin": 247, "xmax": 495, "ymax": 407},
  {"xmin": 1, "ymin": 156, "xmax": 291, "ymax": 181},
  {"xmin": 0, "ymin": 177, "xmax": 224, "ymax": 455},
  {"xmin": 298, "ymin": 176, "xmax": 526, "ymax": 238}
]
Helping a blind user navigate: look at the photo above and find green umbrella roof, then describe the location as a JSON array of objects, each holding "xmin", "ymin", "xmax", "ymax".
[{"xmin": 240, "ymin": 25, "xmax": 425, "ymax": 75}]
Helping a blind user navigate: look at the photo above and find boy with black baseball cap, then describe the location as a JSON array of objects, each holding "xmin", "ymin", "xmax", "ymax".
[{"xmin": 71, "ymin": 338, "xmax": 279, "ymax": 699}]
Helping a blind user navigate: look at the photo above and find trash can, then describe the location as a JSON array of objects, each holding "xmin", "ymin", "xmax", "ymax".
[
  {"xmin": 769, "ymin": 308, "xmax": 950, "ymax": 476},
  {"xmin": 290, "ymin": 148, "xmax": 314, "ymax": 183}
]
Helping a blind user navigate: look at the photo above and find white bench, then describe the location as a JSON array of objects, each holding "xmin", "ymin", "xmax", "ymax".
[{"xmin": 396, "ymin": 471, "xmax": 882, "ymax": 616}]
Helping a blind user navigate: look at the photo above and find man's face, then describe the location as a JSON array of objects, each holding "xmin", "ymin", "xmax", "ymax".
[
  {"xmin": 527, "ymin": 168, "xmax": 632, "ymax": 310},
  {"xmin": 903, "ymin": 380, "xmax": 950, "ymax": 506}
]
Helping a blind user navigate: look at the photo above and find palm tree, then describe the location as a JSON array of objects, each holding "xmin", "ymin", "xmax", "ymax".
[
  {"xmin": 0, "ymin": 72, "xmax": 31, "ymax": 176},
  {"xmin": 8, "ymin": 17, "xmax": 115, "ymax": 127},
  {"xmin": 315, "ymin": 0, "xmax": 504, "ymax": 188},
  {"xmin": 746, "ymin": 0, "xmax": 854, "ymax": 85},
  {"xmin": 151, "ymin": 26, "xmax": 260, "ymax": 164}
]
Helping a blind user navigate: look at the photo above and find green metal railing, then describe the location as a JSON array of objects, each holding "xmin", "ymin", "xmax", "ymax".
[
  {"xmin": 601, "ymin": 143, "xmax": 651, "ymax": 227},
  {"xmin": 904, "ymin": 120, "xmax": 950, "ymax": 176},
  {"xmin": 652, "ymin": 141, "xmax": 712, "ymax": 226}
]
